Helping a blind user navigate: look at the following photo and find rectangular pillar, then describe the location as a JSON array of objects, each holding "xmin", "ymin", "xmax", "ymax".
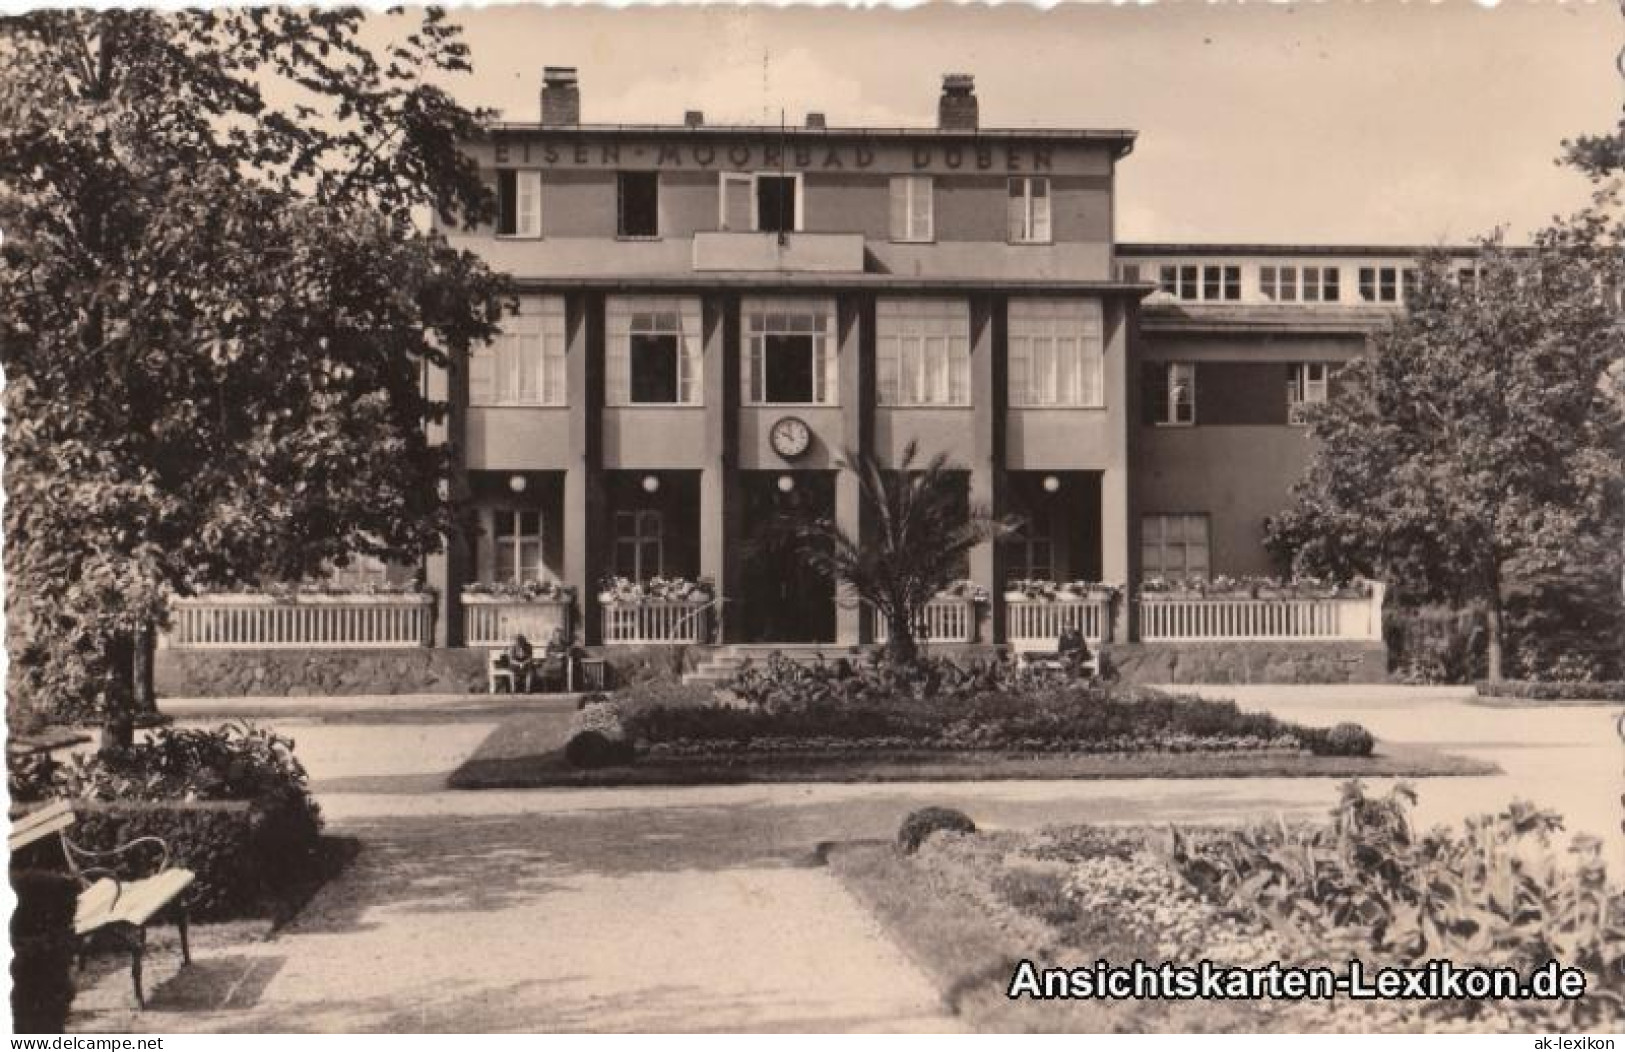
[
  {"xmin": 701, "ymin": 293, "xmax": 740, "ymax": 643},
  {"xmin": 968, "ymin": 294, "xmax": 1006, "ymax": 644},
  {"xmin": 1106, "ymin": 295, "xmax": 1142, "ymax": 643},
  {"xmin": 564, "ymin": 292, "xmax": 605, "ymax": 643},
  {"xmin": 835, "ymin": 293, "xmax": 873, "ymax": 645}
]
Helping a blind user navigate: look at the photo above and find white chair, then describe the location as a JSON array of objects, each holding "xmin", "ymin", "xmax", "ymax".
[{"xmin": 487, "ymin": 649, "xmax": 515, "ymax": 694}]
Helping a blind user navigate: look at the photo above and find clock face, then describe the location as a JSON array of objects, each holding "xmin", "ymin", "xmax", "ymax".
[{"xmin": 770, "ymin": 416, "xmax": 812, "ymax": 459}]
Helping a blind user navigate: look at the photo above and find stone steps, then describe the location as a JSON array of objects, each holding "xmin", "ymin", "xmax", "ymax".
[{"xmin": 682, "ymin": 643, "xmax": 863, "ymax": 687}]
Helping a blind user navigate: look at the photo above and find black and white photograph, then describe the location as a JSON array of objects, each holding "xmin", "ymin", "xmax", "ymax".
[{"xmin": 2, "ymin": 0, "xmax": 1623, "ymax": 1038}]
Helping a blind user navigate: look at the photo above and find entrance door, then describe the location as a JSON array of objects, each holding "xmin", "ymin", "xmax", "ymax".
[{"xmin": 737, "ymin": 472, "xmax": 836, "ymax": 643}]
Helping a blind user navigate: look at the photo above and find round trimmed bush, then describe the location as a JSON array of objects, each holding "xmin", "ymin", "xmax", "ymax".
[
  {"xmin": 897, "ymin": 806, "xmax": 977, "ymax": 855},
  {"xmin": 1310, "ymin": 722, "xmax": 1375, "ymax": 757},
  {"xmin": 564, "ymin": 730, "xmax": 634, "ymax": 769},
  {"xmin": 571, "ymin": 699, "xmax": 625, "ymax": 742}
]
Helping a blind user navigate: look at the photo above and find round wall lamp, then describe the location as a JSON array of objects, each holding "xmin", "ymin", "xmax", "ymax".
[
  {"xmin": 1042, "ymin": 475, "xmax": 1062, "ymax": 494},
  {"xmin": 641, "ymin": 474, "xmax": 661, "ymax": 494},
  {"xmin": 508, "ymin": 474, "xmax": 528, "ymax": 494},
  {"xmin": 777, "ymin": 474, "xmax": 796, "ymax": 493}
]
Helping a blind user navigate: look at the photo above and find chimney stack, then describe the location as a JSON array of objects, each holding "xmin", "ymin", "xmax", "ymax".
[
  {"xmin": 938, "ymin": 73, "xmax": 978, "ymax": 131},
  {"xmin": 805, "ymin": 112, "xmax": 827, "ymax": 130},
  {"xmin": 684, "ymin": 110, "xmax": 705, "ymax": 128},
  {"xmin": 541, "ymin": 66, "xmax": 579, "ymax": 126}
]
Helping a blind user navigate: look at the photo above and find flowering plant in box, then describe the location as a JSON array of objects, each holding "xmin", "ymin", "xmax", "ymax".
[
  {"xmin": 461, "ymin": 579, "xmax": 576, "ymax": 602},
  {"xmin": 1005, "ymin": 579, "xmax": 1121, "ymax": 602},
  {"xmin": 937, "ymin": 579, "xmax": 989, "ymax": 605},
  {"xmin": 597, "ymin": 575, "xmax": 715, "ymax": 605}
]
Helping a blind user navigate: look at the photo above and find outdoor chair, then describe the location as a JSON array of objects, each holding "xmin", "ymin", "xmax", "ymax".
[{"xmin": 487, "ymin": 649, "xmax": 516, "ymax": 694}]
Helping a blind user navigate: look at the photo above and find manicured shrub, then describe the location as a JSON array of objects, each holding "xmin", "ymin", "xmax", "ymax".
[
  {"xmin": 571, "ymin": 699, "xmax": 625, "ymax": 741},
  {"xmin": 897, "ymin": 806, "xmax": 977, "ymax": 855},
  {"xmin": 1475, "ymin": 679, "xmax": 1625, "ymax": 702},
  {"xmin": 9, "ymin": 868, "xmax": 77, "ymax": 1033},
  {"xmin": 1305, "ymin": 722, "xmax": 1375, "ymax": 758},
  {"xmin": 564, "ymin": 730, "xmax": 634, "ymax": 769},
  {"xmin": 601, "ymin": 645, "xmax": 693, "ymax": 689},
  {"xmin": 49, "ymin": 721, "xmax": 324, "ymax": 920}
]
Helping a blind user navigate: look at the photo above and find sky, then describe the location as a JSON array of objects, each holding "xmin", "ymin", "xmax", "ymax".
[{"xmin": 421, "ymin": 2, "xmax": 1624, "ymax": 246}]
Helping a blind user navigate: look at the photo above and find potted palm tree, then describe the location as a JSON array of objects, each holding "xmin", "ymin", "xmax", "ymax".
[{"xmin": 795, "ymin": 441, "xmax": 1017, "ymax": 665}]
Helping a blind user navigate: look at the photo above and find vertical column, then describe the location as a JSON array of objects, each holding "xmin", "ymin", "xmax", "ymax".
[
  {"xmin": 968, "ymin": 294, "xmax": 1007, "ymax": 644},
  {"xmin": 700, "ymin": 293, "xmax": 741, "ymax": 643},
  {"xmin": 426, "ymin": 337, "xmax": 468, "ymax": 647},
  {"xmin": 835, "ymin": 293, "xmax": 874, "ymax": 645},
  {"xmin": 1102, "ymin": 293, "xmax": 1141, "ymax": 643},
  {"xmin": 564, "ymin": 291, "xmax": 606, "ymax": 643}
]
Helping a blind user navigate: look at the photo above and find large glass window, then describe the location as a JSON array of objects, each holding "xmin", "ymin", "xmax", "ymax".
[
  {"xmin": 1007, "ymin": 299, "xmax": 1105, "ymax": 407},
  {"xmin": 1142, "ymin": 514, "xmax": 1210, "ymax": 580},
  {"xmin": 1359, "ymin": 266, "xmax": 1401, "ymax": 303},
  {"xmin": 1286, "ymin": 362, "xmax": 1329, "ymax": 425},
  {"xmin": 617, "ymin": 171, "xmax": 659, "ymax": 238},
  {"xmin": 496, "ymin": 170, "xmax": 542, "ymax": 238},
  {"xmin": 494, "ymin": 510, "xmax": 545, "ymax": 583},
  {"xmin": 606, "ymin": 297, "xmax": 701, "ymax": 405},
  {"xmin": 613, "ymin": 510, "xmax": 664, "ymax": 581},
  {"xmin": 1202, "ymin": 265, "xmax": 1242, "ymax": 302},
  {"xmin": 889, "ymin": 175, "xmax": 934, "ymax": 242},
  {"xmin": 469, "ymin": 297, "xmax": 567, "ymax": 406},
  {"xmin": 743, "ymin": 298, "xmax": 836, "ymax": 405},
  {"xmin": 1005, "ymin": 509, "xmax": 1055, "ymax": 583},
  {"xmin": 1007, "ymin": 177, "xmax": 1052, "ymax": 243},
  {"xmin": 1149, "ymin": 362, "xmax": 1196, "ymax": 426},
  {"xmin": 876, "ymin": 298, "xmax": 970, "ymax": 406}
]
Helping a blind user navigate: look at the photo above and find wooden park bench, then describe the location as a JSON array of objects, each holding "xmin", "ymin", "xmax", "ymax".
[{"xmin": 10, "ymin": 800, "xmax": 195, "ymax": 1008}]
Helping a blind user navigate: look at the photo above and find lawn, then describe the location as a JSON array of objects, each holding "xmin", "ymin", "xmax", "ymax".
[
  {"xmin": 825, "ymin": 789, "xmax": 1623, "ymax": 1033},
  {"xmin": 446, "ymin": 709, "xmax": 1494, "ymax": 789}
]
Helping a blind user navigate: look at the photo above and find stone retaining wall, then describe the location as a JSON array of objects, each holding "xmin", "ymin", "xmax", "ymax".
[{"xmin": 1101, "ymin": 641, "xmax": 1388, "ymax": 684}]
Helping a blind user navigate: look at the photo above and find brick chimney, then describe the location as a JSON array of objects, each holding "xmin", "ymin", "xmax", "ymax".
[
  {"xmin": 938, "ymin": 73, "xmax": 977, "ymax": 131},
  {"xmin": 805, "ymin": 112, "xmax": 826, "ymax": 130},
  {"xmin": 684, "ymin": 110, "xmax": 705, "ymax": 128},
  {"xmin": 541, "ymin": 67, "xmax": 579, "ymax": 126}
]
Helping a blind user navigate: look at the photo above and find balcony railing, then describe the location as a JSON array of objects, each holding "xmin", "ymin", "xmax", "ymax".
[
  {"xmin": 872, "ymin": 598, "xmax": 978, "ymax": 645},
  {"xmin": 463, "ymin": 595, "xmax": 572, "ymax": 648},
  {"xmin": 601, "ymin": 600, "xmax": 712, "ymax": 645},
  {"xmin": 1005, "ymin": 595, "xmax": 1113, "ymax": 652},
  {"xmin": 167, "ymin": 593, "xmax": 433, "ymax": 649},
  {"xmin": 1137, "ymin": 588, "xmax": 1383, "ymax": 643}
]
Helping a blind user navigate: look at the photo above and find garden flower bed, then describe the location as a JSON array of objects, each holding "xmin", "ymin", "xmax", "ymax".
[
  {"xmin": 1473, "ymin": 680, "xmax": 1625, "ymax": 705},
  {"xmin": 828, "ymin": 783, "xmax": 1625, "ymax": 1032}
]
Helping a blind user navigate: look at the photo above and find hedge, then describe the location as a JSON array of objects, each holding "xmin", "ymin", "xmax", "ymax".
[
  {"xmin": 1474, "ymin": 680, "xmax": 1625, "ymax": 702},
  {"xmin": 69, "ymin": 796, "xmax": 322, "ymax": 921}
]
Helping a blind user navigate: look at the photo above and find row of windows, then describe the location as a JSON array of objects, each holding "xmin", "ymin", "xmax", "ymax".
[
  {"xmin": 1146, "ymin": 362, "xmax": 1329, "ymax": 426},
  {"xmin": 470, "ymin": 295, "xmax": 1105, "ymax": 409},
  {"xmin": 1131, "ymin": 261, "xmax": 1490, "ymax": 305},
  {"xmin": 495, "ymin": 170, "xmax": 1056, "ymax": 244}
]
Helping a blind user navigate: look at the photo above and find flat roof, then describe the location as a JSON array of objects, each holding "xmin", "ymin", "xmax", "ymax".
[
  {"xmin": 1119, "ymin": 242, "xmax": 1486, "ymax": 257},
  {"xmin": 485, "ymin": 122, "xmax": 1139, "ymax": 157}
]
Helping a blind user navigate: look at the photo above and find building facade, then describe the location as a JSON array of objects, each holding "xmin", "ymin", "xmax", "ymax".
[{"xmin": 414, "ymin": 67, "xmax": 1463, "ymax": 649}]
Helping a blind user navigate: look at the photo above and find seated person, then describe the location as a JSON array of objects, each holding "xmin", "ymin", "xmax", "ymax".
[
  {"xmin": 537, "ymin": 626, "xmax": 573, "ymax": 691},
  {"xmin": 500, "ymin": 633, "xmax": 536, "ymax": 693},
  {"xmin": 1056, "ymin": 625, "xmax": 1092, "ymax": 677}
]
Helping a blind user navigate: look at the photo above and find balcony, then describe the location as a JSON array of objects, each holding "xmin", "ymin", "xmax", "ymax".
[{"xmin": 691, "ymin": 231, "xmax": 865, "ymax": 274}]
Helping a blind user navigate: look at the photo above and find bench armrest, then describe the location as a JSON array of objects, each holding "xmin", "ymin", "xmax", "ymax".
[{"xmin": 63, "ymin": 833, "xmax": 171, "ymax": 887}]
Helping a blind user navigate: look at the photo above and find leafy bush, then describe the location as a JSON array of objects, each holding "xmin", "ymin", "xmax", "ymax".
[
  {"xmin": 601, "ymin": 645, "xmax": 694, "ymax": 689},
  {"xmin": 1302, "ymin": 722, "xmax": 1375, "ymax": 757},
  {"xmin": 571, "ymin": 699, "xmax": 625, "ymax": 742},
  {"xmin": 48, "ymin": 722, "xmax": 323, "ymax": 920},
  {"xmin": 898, "ymin": 806, "xmax": 977, "ymax": 855},
  {"xmin": 611, "ymin": 678, "xmax": 716, "ymax": 718},
  {"xmin": 564, "ymin": 731, "xmax": 634, "ymax": 769},
  {"xmin": 9, "ymin": 869, "xmax": 77, "ymax": 1032},
  {"xmin": 1165, "ymin": 781, "xmax": 1625, "ymax": 1028},
  {"xmin": 1475, "ymin": 679, "xmax": 1625, "ymax": 702},
  {"xmin": 1385, "ymin": 605, "xmax": 1484, "ymax": 684}
]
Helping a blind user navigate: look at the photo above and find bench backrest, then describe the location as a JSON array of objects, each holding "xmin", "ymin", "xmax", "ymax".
[{"xmin": 9, "ymin": 799, "xmax": 75, "ymax": 852}]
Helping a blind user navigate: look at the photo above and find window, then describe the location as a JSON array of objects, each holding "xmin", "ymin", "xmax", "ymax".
[
  {"xmin": 1150, "ymin": 362, "xmax": 1196, "ymax": 426},
  {"xmin": 889, "ymin": 175, "xmax": 934, "ymax": 242},
  {"xmin": 469, "ymin": 297, "xmax": 567, "ymax": 406},
  {"xmin": 1303, "ymin": 266, "xmax": 1340, "ymax": 303},
  {"xmin": 613, "ymin": 510, "xmax": 663, "ymax": 581},
  {"xmin": 496, "ymin": 170, "xmax": 542, "ymax": 237},
  {"xmin": 1007, "ymin": 177, "xmax": 1051, "ymax": 243},
  {"xmin": 1359, "ymin": 266, "xmax": 1400, "ymax": 303},
  {"xmin": 617, "ymin": 172, "xmax": 659, "ymax": 238},
  {"xmin": 1286, "ymin": 362, "xmax": 1329, "ymax": 425},
  {"xmin": 494, "ymin": 510, "xmax": 545, "ymax": 583},
  {"xmin": 1202, "ymin": 265, "xmax": 1241, "ymax": 302},
  {"xmin": 1158, "ymin": 264, "xmax": 1201, "ymax": 301},
  {"xmin": 1260, "ymin": 266, "xmax": 1299, "ymax": 303},
  {"xmin": 876, "ymin": 298, "xmax": 970, "ymax": 406},
  {"xmin": 1005, "ymin": 509, "xmax": 1055, "ymax": 582},
  {"xmin": 1007, "ymin": 299, "xmax": 1105, "ymax": 407},
  {"xmin": 718, "ymin": 172, "xmax": 754, "ymax": 231},
  {"xmin": 718, "ymin": 172, "xmax": 802, "ymax": 232},
  {"xmin": 1141, "ymin": 513, "xmax": 1210, "ymax": 579},
  {"xmin": 743, "ymin": 297, "xmax": 836, "ymax": 405},
  {"xmin": 607, "ymin": 297, "xmax": 701, "ymax": 406}
]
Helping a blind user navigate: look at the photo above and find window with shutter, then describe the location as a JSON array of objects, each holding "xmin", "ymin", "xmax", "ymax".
[
  {"xmin": 889, "ymin": 176, "xmax": 933, "ymax": 242},
  {"xmin": 719, "ymin": 172, "xmax": 754, "ymax": 231}
]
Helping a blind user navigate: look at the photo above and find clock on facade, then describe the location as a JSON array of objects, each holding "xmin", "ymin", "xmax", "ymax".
[{"xmin": 769, "ymin": 416, "xmax": 812, "ymax": 460}]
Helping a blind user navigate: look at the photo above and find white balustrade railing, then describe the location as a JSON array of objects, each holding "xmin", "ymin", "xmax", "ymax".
[
  {"xmin": 872, "ymin": 598, "xmax": 977, "ymax": 645},
  {"xmin": 463, "ymin": 596, "xmax": 572, "ymax": 647},
  {"xmin": 601, "ymin": 600, "xmax": 711, "ymax": 645},
  {"xmin": 1006, "ymin": 596, "xmax": 1112, "ymax": 651},
  {"xmin": 167, "ymin": 594, "xmax": 433, "ymax": 649},
  {"xmin": 1137, "ymin": 588, "xmax": 1383, "ymax": 643}
]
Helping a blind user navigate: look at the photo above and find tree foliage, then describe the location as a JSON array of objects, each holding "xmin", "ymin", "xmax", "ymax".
[
  {"xmin": 795, "ymin": 441, "xmax": 1015, "ymax": 664},
  {"xmin": 0, "ymin": 8, "xmax": 508, "ymax": 733},
  {"xmin": 1267, "ymin": 219, "xmax": 1625, "ymax": 680}
]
